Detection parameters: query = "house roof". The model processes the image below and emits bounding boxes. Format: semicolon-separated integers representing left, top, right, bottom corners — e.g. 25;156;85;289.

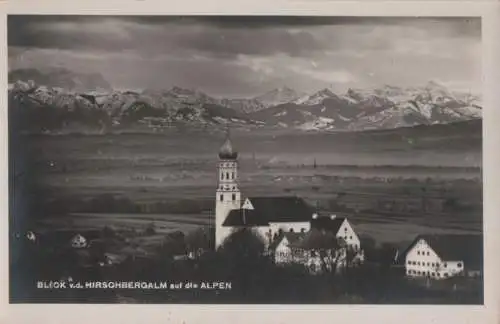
290;228;344;250
269;231;307;251
222;209;270;227
403;234;483;268
310;217;346;234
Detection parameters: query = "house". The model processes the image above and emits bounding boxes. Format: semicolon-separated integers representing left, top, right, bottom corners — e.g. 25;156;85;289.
71;234;88;248
26;231;37;242
403;234;482;280
269;228;349;274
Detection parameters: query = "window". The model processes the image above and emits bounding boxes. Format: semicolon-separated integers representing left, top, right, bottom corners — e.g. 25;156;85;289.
220;194;223;201
458;263;462;268
426;252;430;256
344;228;347;231
349;236;353;239
221;173;224;180
417;251;420;255
232;194;236;201
232;172;235;179
226;172;229;180
444;273;448;277
417;262;420;266
444;263;448;268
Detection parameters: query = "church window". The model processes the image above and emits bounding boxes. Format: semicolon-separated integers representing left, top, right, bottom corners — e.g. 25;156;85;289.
232;194;236;201
226;172;229;180
220;194;223;202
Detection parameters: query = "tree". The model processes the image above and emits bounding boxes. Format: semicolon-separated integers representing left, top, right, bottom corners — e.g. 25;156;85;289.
184;226;214;256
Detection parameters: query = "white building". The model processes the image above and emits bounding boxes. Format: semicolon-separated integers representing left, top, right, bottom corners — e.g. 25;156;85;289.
268;216;364;272
215;131;316;249
403;234;482;280
310;215;362;252
71;234;88;248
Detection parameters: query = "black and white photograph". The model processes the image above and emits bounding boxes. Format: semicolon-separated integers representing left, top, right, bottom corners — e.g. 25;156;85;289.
7;15;483;305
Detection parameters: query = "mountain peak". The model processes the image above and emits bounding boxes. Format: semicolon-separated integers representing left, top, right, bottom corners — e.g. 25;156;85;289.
254;86;302;107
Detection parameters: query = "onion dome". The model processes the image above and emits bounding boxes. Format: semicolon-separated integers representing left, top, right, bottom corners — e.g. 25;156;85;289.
219;131;238;160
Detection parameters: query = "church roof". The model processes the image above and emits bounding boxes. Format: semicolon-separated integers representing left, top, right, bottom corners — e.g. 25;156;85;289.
222;209;270;227
218;131;238;160
402;234;483;268
245;196;315;223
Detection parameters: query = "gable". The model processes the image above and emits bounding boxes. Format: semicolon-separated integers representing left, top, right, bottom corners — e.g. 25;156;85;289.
242;198;254;210
276;237;290;251
406;239;440;260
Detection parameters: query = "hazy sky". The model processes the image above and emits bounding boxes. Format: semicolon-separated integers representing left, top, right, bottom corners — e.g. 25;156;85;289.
8;16;481;98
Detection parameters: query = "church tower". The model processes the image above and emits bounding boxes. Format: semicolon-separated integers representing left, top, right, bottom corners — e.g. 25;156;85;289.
215;129;241;249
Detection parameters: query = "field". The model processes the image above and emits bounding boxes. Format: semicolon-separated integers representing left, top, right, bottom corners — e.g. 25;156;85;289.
10;123;483;249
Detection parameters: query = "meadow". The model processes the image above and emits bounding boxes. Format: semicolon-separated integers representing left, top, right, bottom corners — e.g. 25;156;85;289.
9;125;483;249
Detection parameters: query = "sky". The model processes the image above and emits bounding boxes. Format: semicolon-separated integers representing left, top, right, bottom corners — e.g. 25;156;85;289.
8;16;481;98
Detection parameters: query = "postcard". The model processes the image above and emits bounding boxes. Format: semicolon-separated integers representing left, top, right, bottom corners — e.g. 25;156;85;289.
2;1;499;324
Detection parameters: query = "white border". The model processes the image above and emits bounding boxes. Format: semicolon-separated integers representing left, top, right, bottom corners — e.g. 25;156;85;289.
1;1;499;324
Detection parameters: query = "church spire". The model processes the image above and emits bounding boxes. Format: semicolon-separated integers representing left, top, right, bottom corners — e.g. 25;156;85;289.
219;125;238;160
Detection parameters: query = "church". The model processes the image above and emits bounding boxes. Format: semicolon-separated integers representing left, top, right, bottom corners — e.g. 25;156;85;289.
215;131;321;249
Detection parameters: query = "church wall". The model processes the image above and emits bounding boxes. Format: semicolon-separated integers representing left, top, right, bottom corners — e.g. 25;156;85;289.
268;222;310;236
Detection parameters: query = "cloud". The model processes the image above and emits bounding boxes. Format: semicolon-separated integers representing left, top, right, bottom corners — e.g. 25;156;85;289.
7;16;481;97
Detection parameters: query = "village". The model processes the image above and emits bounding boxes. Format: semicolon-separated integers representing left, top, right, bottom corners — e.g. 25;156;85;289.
11;131;483;304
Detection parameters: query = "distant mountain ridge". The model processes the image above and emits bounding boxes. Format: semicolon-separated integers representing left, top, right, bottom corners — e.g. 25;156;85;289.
9;68;112;93
8;71;481;134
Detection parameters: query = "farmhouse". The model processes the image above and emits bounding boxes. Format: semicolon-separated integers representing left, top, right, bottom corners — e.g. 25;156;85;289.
403;234;482;280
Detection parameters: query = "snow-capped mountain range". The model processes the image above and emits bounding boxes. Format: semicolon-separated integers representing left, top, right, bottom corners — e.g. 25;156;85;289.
8;74;481;133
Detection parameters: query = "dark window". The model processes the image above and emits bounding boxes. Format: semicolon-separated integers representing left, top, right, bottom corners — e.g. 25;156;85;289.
220;194;223;202
232;194;236;201
349;236;353;239
226;172;229;180
289;228;294;233
417;251;420;255
427;252;430;256
458;263;462;268
444;263;448;268
232;172;235;179
344;228;347;231
221;173;224;180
